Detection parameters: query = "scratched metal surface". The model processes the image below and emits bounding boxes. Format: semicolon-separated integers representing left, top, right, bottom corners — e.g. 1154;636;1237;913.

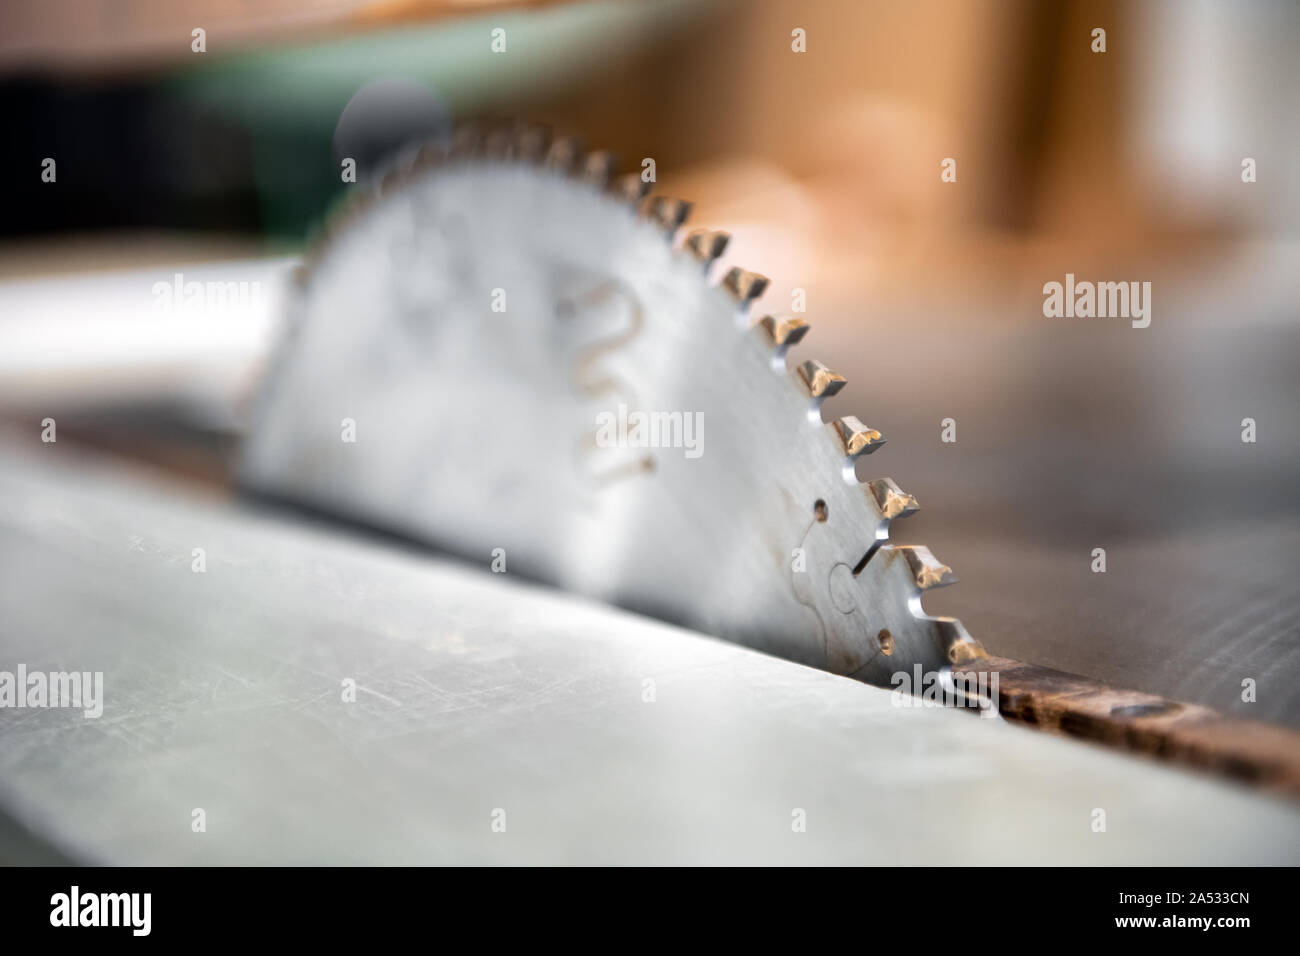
0;443;1297;865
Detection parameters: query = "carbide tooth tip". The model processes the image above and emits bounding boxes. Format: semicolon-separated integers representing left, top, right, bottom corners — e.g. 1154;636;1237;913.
866;478;919;519
947;641;986;665
723;267;769;304
515;123;552;162
797;359;847;399
612;172;651;204
937;619;987;664
685;229;730;265
449;125;486;158
758;315;809;348
481;122;550;162
581;150;615;186
895;545;958;590
833;416;885;456
483;127;514;158
544;136;584;171
647;196;692;236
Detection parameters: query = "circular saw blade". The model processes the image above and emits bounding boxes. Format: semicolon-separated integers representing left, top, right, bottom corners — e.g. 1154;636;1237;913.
239;127;985;685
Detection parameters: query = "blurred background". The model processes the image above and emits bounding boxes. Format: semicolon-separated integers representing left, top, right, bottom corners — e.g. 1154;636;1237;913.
1;0;1298;725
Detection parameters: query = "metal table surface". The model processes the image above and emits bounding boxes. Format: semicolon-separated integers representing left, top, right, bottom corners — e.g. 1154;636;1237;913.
0;442;1297;864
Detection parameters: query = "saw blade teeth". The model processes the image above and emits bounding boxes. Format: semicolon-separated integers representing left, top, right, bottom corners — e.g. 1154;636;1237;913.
758;314;809;348
866;477;920;519
483;127;515;158
756;315;809;371
412;141;447;171
449;125;486;158
722;267;770;311
612;172;652;205
647;197;692;238
937;619;987;665
544;136;584;172
580;150;616;187
796;359;847;400
684;229;730;269
484;122;551;162
832;416;885;457
514;123;552;162
889;544;959;591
